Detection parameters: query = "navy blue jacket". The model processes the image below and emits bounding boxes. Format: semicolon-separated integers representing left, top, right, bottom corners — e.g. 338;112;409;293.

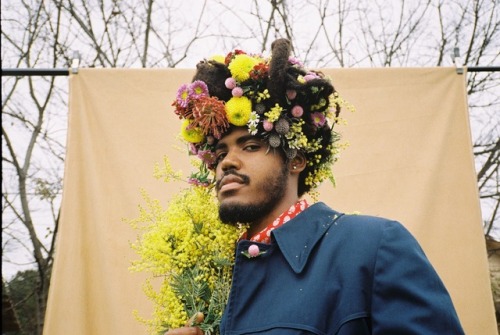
220;202;464;334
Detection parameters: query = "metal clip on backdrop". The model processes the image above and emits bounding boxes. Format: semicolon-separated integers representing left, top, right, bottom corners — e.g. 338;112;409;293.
1;51;80;76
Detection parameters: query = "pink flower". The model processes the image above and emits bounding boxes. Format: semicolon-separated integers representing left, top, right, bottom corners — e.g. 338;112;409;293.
187;178;209;187
197;149;216;165
286;89;297;100
311;112;326;127
291;105;303;118
241;244;267;258
288;56;304;67
176;84;190;108
225;77;236;89
189;143;198;155
304;73;318;81
232;87;243;97
189;80;209;99
248;244;260;257
263;119;274;131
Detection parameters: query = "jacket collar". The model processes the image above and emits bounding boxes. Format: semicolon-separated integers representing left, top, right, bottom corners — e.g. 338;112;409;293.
271;202;343;274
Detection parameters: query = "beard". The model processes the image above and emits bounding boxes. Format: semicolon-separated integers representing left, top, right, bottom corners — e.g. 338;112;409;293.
218;165;289;225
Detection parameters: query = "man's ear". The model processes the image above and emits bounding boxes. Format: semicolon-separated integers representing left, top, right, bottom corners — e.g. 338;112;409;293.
289;152;306;174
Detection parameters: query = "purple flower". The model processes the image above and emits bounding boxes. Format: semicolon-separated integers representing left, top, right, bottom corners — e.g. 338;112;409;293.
187;170;211;187
288;56;304;67
311;112;326;127
187;177;209;187
187;177;198;185
189;143;199;155
176;84;190;108
197;149;216;165
304;73;319;81
189;80;209;99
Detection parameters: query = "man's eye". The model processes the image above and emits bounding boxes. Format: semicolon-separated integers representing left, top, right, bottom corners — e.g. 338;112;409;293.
244;144;260;151
215;152;226;163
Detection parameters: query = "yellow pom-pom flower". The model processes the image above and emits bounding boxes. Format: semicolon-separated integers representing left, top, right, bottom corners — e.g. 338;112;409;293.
228;54;258;82
180;119;204;143
210;54;226;64
226;96;252;126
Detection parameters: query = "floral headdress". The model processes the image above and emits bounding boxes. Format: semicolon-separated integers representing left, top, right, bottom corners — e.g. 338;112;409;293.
173;39;343;195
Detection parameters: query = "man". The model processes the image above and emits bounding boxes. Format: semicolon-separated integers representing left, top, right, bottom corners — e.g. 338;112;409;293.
167;39;464;334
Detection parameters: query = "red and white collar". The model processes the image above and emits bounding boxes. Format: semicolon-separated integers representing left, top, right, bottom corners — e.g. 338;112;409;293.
242;199;309;244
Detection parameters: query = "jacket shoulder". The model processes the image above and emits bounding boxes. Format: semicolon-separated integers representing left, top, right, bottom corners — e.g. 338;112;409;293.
312;203;406;236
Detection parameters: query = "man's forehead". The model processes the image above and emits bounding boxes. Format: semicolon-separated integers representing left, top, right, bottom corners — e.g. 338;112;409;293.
216;128;263;147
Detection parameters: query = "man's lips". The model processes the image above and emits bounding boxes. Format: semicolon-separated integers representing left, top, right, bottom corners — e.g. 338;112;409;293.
216;172;249;193
218;174;245;193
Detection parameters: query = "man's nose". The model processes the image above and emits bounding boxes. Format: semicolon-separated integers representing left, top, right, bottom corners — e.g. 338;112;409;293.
220;150;242;172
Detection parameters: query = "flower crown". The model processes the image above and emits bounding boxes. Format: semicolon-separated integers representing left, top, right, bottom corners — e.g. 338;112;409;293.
172;39;342;195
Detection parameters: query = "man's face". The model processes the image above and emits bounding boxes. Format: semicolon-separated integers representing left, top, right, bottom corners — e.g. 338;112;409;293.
215;127;290;225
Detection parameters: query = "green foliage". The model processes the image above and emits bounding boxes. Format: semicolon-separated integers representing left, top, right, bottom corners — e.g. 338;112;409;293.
6;270;42;335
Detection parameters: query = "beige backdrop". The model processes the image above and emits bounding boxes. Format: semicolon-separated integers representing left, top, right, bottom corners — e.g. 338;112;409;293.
44;68;496;334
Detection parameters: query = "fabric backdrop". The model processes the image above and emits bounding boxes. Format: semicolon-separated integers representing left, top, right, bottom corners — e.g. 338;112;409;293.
43;68;496;334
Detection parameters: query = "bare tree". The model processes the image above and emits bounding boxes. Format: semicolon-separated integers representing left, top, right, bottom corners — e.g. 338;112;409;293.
450;0;500;234
2;1;68;333
302;0;499;232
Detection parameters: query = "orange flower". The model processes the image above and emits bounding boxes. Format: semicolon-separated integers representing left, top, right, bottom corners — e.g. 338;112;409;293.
191;96;229;139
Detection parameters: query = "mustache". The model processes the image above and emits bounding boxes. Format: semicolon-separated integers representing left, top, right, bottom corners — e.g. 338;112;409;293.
215;169;250;191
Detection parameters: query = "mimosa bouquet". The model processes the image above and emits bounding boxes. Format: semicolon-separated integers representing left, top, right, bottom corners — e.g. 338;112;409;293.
129;158;245;334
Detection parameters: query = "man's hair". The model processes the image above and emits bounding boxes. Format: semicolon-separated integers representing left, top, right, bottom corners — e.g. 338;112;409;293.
173;38;342;193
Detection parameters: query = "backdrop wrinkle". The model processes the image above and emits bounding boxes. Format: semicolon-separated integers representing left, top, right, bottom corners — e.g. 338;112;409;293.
43;68;496;334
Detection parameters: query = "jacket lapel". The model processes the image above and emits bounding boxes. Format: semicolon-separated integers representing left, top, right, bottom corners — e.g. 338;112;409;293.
272;202;344;274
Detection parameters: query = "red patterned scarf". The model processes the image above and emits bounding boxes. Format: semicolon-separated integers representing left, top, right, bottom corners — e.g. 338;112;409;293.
242;199;309;244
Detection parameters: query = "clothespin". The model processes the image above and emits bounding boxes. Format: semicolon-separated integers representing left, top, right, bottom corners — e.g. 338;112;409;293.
71;51;81;74
453;47;463;75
